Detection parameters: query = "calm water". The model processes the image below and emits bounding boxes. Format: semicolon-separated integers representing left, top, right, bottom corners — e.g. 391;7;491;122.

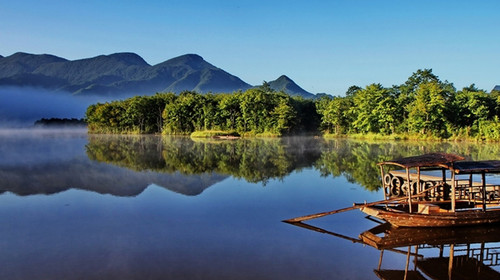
1;129;500;279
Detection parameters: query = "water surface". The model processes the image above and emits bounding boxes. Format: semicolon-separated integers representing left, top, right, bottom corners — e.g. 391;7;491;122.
1;130;499;279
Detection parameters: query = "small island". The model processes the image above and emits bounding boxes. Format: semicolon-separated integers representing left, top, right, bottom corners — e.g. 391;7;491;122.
34;118;87;127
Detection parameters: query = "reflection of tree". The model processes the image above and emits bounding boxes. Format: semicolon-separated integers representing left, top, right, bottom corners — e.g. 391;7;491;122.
86;135;500;190
314;139;500;191
86;136;323;185
86;135;166;171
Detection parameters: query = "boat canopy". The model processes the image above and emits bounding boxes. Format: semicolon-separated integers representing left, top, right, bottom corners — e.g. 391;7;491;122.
378;153;465;169
449;160;500;174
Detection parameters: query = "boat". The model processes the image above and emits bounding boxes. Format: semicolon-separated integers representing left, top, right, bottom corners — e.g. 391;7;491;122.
359;153;500;227
284;152;500;227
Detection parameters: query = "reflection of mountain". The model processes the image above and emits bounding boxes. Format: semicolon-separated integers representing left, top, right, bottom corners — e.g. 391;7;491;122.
0;132;227;197
86;135;323;185
0;158;226;196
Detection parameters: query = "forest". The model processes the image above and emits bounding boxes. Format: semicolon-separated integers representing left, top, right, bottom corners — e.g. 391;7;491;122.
85;83;318;136
85;69;500;140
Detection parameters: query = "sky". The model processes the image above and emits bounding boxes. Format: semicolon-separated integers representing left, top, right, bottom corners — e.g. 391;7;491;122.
1;0;499;95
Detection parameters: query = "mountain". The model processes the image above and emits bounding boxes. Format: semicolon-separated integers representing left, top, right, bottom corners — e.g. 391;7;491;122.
0;52;253;96
154;54;252;94
493;85;500;92
267;75;315;98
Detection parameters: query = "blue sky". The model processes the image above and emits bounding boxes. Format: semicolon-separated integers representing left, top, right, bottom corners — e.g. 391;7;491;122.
1;0;499;95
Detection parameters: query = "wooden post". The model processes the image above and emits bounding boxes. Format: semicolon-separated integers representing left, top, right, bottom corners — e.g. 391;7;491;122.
448;244;455;280
406;168;412;213
413;245;418;270
380;165;386;200
404;246;411;280
469;173;473;203
377;250;384;271
417;167;421;194
442;168;447;200
451;171;456;212
482;171;486;211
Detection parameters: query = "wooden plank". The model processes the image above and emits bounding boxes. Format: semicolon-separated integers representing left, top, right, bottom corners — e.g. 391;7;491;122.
283;197;408;223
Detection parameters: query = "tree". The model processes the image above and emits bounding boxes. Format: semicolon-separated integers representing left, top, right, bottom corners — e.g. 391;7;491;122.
271;95;296;135
352;83;396;134
317;96;353;134
407;81;447;135
449;85;493;128
218;92;242;130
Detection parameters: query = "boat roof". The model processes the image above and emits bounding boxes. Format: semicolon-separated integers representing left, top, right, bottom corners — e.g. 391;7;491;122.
378;153;465;169
450;160;500;174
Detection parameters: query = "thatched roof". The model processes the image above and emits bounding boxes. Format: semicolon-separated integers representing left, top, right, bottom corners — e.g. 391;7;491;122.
378;153;464;169
451;160;500;174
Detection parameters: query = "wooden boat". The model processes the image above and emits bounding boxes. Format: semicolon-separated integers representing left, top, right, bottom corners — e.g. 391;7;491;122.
284;152;500;227
360;153;500;227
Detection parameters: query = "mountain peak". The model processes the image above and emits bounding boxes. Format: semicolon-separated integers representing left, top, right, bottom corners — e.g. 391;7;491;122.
107;52;149;66
276;75;291;81
162;54;205;66
268;75;315;98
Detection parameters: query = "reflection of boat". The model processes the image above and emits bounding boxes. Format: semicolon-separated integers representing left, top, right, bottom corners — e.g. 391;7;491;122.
360;222;500;280
285;220;500;280
286;153;500;227
360;153;500;227
360;222;500;250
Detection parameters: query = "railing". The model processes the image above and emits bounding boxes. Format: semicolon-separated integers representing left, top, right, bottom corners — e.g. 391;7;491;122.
419;244;500;267
383;171;500;206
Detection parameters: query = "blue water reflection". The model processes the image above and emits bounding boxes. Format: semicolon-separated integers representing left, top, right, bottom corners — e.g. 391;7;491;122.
1;130;500;279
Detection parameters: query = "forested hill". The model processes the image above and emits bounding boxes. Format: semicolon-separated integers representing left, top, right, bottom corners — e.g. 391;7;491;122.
0;52;317;98
268;75;315;98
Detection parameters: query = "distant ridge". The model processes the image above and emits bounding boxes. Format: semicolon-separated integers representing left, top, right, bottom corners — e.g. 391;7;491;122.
0;52;318;98
494;85;500;92
267;75;315;98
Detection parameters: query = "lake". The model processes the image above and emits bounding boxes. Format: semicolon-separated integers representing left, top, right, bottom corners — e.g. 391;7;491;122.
1;129;500;279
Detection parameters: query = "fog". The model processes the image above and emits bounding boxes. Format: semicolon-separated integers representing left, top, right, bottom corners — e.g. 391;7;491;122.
0;87;111;127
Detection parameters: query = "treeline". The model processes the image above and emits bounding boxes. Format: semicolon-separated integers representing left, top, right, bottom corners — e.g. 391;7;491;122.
317;69;500;140
34;118;87;127
85;84;319;136
85;69;500;140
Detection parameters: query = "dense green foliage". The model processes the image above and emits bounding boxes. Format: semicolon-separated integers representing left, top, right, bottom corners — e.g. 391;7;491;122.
86;69;500;140
318;69;500;140
86;86;319;136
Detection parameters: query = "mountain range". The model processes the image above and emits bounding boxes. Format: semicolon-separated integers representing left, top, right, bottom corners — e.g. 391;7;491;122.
0;52;317;98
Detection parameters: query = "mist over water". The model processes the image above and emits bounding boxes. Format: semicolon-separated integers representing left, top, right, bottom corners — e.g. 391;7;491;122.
0;87;110;127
